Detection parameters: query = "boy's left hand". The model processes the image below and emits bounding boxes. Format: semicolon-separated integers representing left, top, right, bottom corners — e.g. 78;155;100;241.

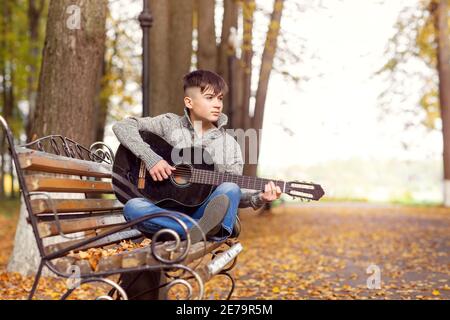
261;181;282;202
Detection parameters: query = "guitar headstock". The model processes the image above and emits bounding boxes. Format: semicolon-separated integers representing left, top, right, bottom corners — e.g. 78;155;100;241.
285;180;325;201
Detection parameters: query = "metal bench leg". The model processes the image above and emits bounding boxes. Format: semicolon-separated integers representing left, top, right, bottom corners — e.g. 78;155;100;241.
28;260;44;300
220;271;236;300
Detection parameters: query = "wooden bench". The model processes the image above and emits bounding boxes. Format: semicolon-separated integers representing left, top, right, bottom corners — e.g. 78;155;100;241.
0;116;243;300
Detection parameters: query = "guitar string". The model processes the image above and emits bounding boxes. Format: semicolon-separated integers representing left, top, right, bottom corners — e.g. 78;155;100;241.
164;168;291;188
170;167;314;186
173;168;298;187
137;167;317;197
148;167;292;192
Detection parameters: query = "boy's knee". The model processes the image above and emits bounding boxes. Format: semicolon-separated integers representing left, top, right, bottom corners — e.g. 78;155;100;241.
124;198;153;220
217;182;241;196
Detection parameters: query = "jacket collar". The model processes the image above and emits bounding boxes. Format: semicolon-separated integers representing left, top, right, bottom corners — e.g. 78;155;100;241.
182;107;228;130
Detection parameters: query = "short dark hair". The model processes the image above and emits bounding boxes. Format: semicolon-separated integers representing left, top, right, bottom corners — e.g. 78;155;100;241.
183;70;228;96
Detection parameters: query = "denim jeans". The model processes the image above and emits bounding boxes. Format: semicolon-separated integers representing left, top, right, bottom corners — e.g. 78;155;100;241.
123;182;241;242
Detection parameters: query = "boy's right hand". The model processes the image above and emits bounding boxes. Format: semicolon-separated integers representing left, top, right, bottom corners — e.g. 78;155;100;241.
149;160;176;181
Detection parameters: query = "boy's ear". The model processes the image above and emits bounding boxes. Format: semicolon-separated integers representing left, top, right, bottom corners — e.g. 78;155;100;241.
184;96;193;108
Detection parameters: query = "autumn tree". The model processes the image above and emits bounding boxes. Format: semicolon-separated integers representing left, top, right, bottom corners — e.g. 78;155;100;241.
378;0;450;205
433;0;450;206
8;0;108;275
25;0;47;142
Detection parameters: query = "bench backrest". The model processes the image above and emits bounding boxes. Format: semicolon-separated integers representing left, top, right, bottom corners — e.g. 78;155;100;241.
7;132;142;259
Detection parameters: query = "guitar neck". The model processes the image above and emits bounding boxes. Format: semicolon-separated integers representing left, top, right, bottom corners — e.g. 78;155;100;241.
190;168;286;192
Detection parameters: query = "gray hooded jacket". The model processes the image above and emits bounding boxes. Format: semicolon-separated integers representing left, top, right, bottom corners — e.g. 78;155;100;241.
112;108;265;210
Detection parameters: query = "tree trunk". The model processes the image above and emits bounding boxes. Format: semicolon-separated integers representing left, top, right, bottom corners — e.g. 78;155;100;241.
28;0;107;146
25;0;46;143
241;0;255;176
218;0;238;118
434;0;450;206
1;0;14;199
248;0;284;177
241;0;255;131
197;0;217;71
148;0;170;117
148;0;194;117
168;0;194;114
8;0;108;276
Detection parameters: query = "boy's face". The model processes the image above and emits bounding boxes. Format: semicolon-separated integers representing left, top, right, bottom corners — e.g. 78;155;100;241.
184;86;224;124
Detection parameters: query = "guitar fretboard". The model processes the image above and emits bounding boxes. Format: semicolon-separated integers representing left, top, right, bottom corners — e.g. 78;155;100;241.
189;168;286;192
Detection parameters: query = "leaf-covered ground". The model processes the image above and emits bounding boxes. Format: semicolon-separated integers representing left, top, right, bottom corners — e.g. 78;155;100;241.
0;202;449;300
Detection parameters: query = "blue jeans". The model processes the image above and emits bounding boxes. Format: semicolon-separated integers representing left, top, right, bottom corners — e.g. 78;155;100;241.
123;182;241;242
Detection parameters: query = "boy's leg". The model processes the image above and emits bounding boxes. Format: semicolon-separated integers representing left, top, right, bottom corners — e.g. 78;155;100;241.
191;182;241;242
123;198;193;238
189;195;230;243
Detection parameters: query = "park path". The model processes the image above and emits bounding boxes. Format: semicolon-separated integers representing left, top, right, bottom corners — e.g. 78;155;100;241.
1;202;449;299
216;203;450;299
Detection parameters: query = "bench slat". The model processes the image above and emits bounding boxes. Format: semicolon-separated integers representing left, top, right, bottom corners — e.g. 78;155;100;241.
44;229;142;255
25;176;114;193
38;214;126;238
53;240;223;274
99;240;222;271
31;198;123;214
17;147;112;178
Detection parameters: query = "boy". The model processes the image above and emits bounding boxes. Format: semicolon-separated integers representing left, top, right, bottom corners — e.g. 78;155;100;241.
112;70;281;243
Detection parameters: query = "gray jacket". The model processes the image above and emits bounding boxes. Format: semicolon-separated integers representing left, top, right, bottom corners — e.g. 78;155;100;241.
112;107;265;209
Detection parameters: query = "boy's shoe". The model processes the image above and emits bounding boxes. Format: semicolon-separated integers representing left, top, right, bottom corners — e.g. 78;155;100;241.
230;216;241;238
189;195;230;244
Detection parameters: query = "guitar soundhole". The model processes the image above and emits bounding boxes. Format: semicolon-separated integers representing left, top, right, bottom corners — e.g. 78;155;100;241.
171;164;192;186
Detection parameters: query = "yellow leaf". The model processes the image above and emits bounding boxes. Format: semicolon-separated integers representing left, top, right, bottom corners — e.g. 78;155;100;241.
432;290;440;296
78;252;89;259
272;286;280;293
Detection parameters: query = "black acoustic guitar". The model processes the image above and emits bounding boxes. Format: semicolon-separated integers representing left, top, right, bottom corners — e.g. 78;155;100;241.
112;132;325;215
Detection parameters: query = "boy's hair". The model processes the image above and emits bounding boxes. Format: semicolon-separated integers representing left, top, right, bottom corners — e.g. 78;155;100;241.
183;70;228;96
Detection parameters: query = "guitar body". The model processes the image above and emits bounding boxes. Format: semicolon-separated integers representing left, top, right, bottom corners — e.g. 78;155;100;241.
112;132;216;215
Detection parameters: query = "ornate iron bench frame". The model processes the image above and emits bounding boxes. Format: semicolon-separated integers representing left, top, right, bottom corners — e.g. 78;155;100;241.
0;116;243;300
